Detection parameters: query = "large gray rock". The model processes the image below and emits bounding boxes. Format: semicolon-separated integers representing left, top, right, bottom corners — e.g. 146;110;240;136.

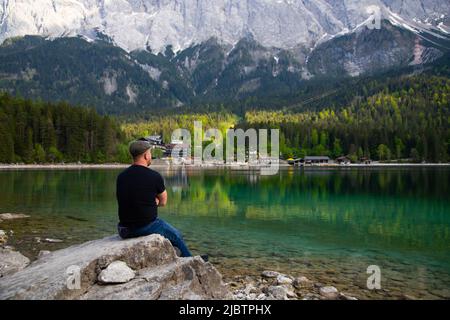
0;248;30;277
0;234;231;300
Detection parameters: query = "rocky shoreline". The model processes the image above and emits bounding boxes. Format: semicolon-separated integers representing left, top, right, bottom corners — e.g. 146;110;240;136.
1;162;449;171
0;224;357;300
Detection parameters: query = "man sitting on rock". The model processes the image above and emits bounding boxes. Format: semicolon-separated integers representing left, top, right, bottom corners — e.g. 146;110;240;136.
116;138;193;258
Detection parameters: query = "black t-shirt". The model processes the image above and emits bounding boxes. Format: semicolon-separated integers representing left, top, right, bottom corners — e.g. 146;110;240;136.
116;165;166;228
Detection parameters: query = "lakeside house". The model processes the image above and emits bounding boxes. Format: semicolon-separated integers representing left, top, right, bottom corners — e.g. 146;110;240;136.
359;157;372;164
336;156;351;165
304;156;330;165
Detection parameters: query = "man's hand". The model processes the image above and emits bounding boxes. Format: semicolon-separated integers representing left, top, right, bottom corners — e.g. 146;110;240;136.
155;197;160;206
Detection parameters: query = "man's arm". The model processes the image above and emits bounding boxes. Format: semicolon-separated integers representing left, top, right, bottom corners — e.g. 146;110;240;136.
156;190;167;207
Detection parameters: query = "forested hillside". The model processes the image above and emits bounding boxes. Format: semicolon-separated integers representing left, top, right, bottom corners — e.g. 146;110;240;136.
0;93;126;163
244;76;450;162
1;73;449;164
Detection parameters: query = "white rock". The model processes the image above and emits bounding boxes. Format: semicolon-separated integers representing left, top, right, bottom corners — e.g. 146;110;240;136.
261;270;281;278
43;238;63;243
98;261;135;284
0;213;30;220
319;286;339;299
276;274;293;285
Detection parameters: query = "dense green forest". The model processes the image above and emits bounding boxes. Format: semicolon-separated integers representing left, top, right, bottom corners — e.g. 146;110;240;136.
243;75;450;162
1;73;449;164
0;93;127;163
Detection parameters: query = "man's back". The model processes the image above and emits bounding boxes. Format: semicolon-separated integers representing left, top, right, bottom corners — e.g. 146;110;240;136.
116;165;165;228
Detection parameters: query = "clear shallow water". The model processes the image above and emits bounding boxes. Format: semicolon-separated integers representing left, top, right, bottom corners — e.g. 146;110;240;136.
0;167;449;299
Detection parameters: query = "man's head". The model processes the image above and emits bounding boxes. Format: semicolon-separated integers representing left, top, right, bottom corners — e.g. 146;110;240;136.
129;139;152;166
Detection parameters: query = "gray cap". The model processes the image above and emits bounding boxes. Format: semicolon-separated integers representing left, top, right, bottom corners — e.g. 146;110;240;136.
129;140;152;158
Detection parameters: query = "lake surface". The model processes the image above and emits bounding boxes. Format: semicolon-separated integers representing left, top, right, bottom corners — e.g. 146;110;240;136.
0;167;449;299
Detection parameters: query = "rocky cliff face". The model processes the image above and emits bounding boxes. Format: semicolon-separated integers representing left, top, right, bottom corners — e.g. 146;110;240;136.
0;234;232;300
1;0;449;53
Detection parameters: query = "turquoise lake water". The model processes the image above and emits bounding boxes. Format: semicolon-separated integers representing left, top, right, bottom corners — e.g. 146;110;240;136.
0;167;449;299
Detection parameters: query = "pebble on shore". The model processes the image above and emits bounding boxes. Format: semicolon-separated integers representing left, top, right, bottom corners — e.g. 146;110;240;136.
319;286;339;299
0;230;7;246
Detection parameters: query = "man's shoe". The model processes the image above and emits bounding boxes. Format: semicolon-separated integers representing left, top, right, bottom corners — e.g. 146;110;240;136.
200;254;209;262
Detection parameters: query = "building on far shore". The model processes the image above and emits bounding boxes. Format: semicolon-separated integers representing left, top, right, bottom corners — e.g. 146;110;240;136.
359;157;372;164
336;156;351;165
304;156;330;165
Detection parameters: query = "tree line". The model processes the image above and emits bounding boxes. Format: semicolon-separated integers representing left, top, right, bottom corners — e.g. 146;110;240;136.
243;76;450;162
1;74;449;164
0;93;126;163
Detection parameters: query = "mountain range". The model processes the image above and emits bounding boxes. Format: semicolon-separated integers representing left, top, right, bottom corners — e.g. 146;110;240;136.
0;0;449;114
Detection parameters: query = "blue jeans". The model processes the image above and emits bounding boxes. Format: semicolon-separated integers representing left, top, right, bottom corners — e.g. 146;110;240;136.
117;218;192;257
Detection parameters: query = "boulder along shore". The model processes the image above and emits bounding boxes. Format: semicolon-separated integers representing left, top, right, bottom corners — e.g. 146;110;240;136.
0;231;357;300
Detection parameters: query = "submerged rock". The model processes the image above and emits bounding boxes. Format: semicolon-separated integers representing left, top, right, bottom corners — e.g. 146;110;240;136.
43;238;63;243
0;213;30;220
261;270;281;279
98;261;135;284
0;234;231;300
293;276;313;288
0;247;30;277
319;286;339;299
